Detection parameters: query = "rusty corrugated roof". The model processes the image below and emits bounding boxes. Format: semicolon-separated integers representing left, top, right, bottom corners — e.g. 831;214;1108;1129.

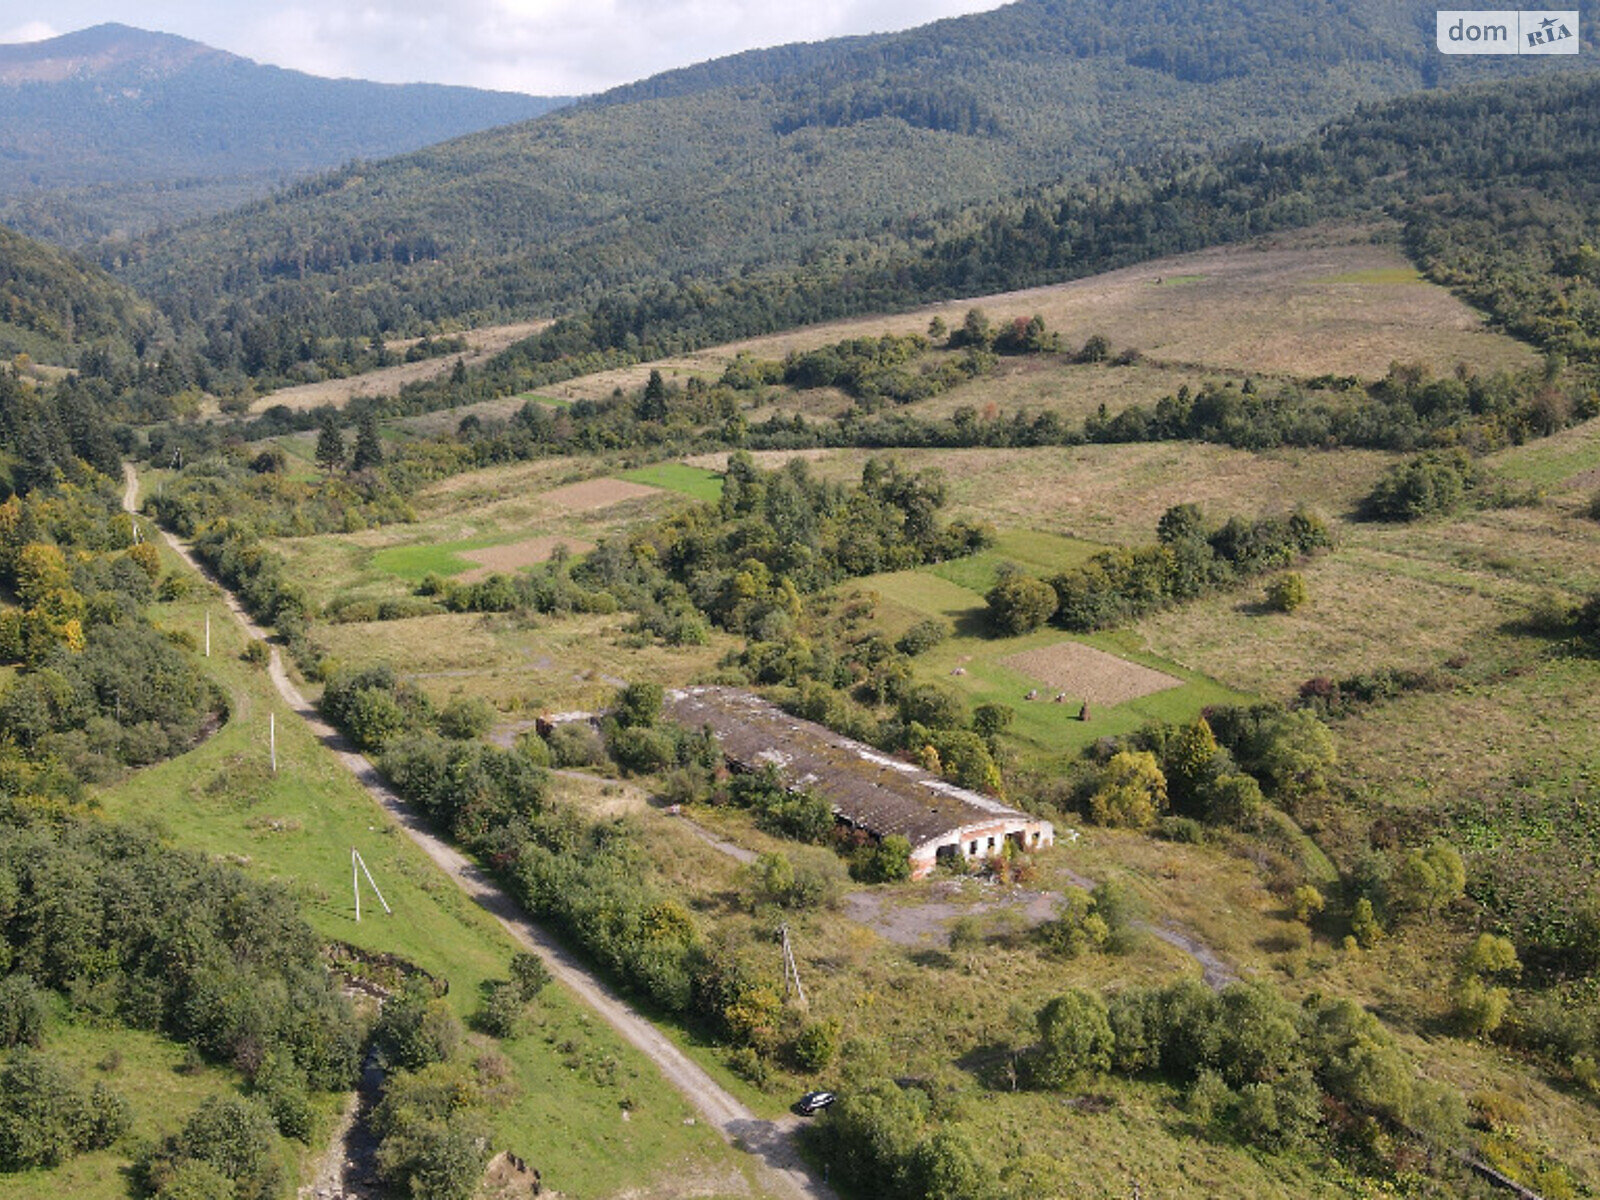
665;686;1035;848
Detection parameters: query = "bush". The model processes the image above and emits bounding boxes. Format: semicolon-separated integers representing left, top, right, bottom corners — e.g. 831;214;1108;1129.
547;722;605;768
613;680;664;728
895;618;950;657
857;835;912;883
607;725;678;775
1360;449;1479;521
436;696;494;740
984;571;1057;636
146;1094;282;1200
0;1048;128;1170
1032;990;1115;1088
791;1020;840;1072
1089;750;1167;829
476;982;527;1040
0;974;45;1049
1264;572;1308;613
375;979;463;1072
509;953;551;1001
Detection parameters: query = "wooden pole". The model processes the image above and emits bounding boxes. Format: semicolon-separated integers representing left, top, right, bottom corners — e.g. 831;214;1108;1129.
353;848;361;923
270;711;277;774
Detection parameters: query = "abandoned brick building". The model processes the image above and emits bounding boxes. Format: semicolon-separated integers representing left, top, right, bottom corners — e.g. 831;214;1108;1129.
665;686;1055;878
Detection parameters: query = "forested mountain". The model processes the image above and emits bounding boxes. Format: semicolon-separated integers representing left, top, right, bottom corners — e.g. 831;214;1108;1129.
0;23;569;244
0;224;157;364
110;0;1587;353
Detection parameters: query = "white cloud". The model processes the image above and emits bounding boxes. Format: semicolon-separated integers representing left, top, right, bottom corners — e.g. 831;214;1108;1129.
1;20;60;43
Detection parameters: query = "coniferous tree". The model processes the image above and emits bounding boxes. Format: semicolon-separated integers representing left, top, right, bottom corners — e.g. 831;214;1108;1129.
314;415;346;474
350;411;384;471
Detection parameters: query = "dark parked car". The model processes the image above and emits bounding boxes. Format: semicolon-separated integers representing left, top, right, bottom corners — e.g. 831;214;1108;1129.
796;1090;836;1115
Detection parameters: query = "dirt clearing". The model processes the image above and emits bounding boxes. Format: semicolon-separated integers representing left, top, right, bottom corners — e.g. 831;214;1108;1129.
456;536;595;581
541;478;662;510
1002;641;1182;706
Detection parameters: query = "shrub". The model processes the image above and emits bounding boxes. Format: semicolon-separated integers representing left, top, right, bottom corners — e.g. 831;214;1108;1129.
791;1020;840;1072
857;835;912;884
1291;885;1324;924
1453;977;1511;1038
436;696;494;740
147;1094;282;1200
1264;572;1308;613
984;571;1057;636
0;974;45;1049
546;722;606;768
0;1049;127;1169
1350;898;1383;949
607;725;677;775
1360;449;1479;521
1089;750;1167;829
895;618;950;657
509;953;551;1001
1032;990;1115;1088
376;978;463;1072
476;982;527;1040
613;680;664;728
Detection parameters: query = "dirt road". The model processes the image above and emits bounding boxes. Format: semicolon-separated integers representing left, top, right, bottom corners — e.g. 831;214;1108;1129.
123;466;834;1200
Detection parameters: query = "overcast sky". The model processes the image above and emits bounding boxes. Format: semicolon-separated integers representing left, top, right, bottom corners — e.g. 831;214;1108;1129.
0;1;1010;95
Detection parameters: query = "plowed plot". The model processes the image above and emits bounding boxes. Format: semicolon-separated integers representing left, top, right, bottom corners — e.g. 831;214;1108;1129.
541;478;660;510
457;536;595;582
1003;642;1181;706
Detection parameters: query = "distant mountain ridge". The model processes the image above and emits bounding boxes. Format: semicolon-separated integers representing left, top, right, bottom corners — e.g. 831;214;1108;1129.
0;23;571;242
112;0;1593;347
0;22;221;84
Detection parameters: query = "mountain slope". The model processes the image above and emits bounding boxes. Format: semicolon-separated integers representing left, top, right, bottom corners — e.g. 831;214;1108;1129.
112;0;1588;347
0;222;156;363
0;23;570;242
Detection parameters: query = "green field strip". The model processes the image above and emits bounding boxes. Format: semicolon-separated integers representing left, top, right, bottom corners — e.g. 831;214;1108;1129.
618;462;724;501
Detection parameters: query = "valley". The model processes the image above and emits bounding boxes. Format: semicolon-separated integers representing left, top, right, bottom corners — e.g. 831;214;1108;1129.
2;4;1599;1199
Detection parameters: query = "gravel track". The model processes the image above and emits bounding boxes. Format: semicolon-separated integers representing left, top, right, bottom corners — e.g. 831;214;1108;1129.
125;466;834;1200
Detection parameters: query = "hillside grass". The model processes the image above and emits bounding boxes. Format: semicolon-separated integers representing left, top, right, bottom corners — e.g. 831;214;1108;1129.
85;550;771;1200
0;1013;262;1200
924;528;1102;594
472;227;1536;415
315;609;736;715
860;568;1249;765
618;462;725;501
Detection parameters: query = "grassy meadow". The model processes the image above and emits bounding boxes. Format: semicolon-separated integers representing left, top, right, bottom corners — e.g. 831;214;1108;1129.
76;537;773;1200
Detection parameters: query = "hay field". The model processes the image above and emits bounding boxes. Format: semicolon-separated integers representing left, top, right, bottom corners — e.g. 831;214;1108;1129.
248;319;550;414
541;477;662;510
268;464;675;605
316;610;733;714
466;225;1524;408
796;442;1394;546
457;535;594;581
1003;641;1183;706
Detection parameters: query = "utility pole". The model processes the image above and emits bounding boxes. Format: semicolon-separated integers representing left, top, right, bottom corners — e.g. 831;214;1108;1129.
779;923;806;1008
352;848;391;923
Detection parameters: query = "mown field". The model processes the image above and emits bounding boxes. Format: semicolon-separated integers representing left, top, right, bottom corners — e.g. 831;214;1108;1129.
267;457;683;609
429;224;1535;431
